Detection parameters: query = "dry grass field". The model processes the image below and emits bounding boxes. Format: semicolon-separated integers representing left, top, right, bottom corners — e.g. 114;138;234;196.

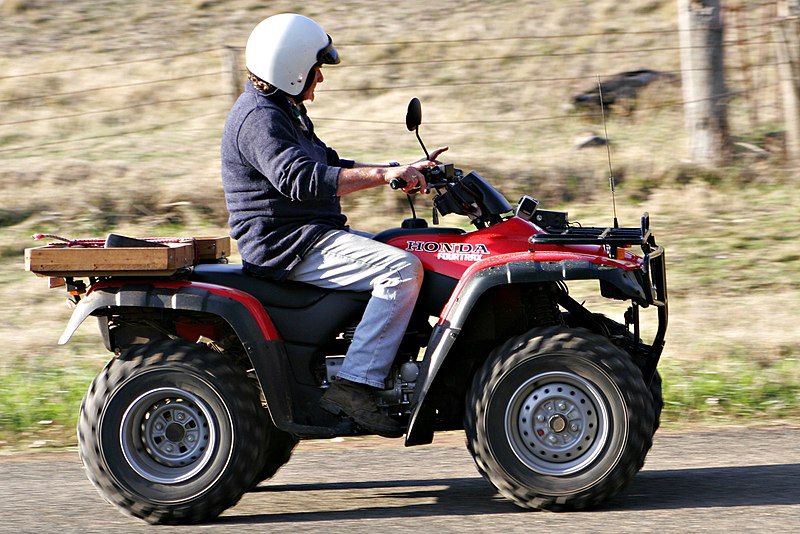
1;0;798;445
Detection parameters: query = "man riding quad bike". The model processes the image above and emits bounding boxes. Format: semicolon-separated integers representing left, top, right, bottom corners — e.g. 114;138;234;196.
26;13;667;525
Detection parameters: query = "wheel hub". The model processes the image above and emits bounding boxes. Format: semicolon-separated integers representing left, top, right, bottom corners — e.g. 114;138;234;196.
165;422;185;443
505;372;609;476
520;382;597;463
141;398;208;467
120;387;217;484
549;413;567;433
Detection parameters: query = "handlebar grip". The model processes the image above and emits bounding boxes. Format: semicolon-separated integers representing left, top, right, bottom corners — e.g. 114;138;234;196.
391;164;444;191
391;165;436;189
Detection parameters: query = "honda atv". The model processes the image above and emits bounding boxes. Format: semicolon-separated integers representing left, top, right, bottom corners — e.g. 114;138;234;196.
27;99;667;524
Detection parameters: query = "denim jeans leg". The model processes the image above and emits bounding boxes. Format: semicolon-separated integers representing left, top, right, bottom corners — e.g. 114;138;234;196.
286;230;423;388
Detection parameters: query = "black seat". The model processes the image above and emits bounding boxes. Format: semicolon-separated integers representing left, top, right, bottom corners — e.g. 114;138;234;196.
190;263;370;344
190;263;363;309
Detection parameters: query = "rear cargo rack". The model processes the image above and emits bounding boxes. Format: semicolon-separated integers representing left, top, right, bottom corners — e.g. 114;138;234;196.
24;235;230;278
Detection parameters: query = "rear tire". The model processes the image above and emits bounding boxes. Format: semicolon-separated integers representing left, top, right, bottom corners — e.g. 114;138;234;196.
464;327;654;511
78;339;268;524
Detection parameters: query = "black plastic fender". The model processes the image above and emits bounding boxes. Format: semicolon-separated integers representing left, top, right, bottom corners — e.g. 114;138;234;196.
405;258;654;446
59;281;300;432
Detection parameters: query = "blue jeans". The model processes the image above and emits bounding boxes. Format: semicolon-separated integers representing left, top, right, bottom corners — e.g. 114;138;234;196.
286;230;424;388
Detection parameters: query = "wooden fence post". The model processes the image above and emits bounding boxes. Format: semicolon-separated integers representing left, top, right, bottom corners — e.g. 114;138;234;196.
678;0;730;167
224;46;243;105
774;0;800;167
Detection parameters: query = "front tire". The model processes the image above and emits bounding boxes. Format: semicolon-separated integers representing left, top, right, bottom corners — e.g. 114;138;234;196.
250;424;298;488
78;339;268;524
649;370;664;437
464;327;654;511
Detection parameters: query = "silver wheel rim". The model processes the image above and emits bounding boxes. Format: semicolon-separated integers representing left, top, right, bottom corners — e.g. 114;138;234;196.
120;387;217;484
505;371;610;475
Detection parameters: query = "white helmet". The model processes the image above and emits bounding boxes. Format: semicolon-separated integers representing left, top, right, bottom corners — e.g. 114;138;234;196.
245;13;340;96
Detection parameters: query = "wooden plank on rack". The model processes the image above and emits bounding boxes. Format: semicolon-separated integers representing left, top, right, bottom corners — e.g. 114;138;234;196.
24;243;195;277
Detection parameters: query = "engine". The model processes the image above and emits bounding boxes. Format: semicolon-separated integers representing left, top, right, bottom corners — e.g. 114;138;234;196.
324;355;420;415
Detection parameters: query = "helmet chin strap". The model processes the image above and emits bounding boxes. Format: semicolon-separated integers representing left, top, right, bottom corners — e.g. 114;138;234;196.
288;92;305;105
294;65;319;102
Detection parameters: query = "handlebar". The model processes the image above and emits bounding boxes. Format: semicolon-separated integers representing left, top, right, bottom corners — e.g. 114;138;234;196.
389;164;455;191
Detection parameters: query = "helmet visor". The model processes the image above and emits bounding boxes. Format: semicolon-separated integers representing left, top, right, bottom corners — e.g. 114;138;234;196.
317;36;340;65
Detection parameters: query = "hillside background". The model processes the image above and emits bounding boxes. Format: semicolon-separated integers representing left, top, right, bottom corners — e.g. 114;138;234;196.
1;0;798;446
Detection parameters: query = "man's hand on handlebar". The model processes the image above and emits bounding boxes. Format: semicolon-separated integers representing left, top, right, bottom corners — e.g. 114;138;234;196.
386;162;430;194
387;146;449;194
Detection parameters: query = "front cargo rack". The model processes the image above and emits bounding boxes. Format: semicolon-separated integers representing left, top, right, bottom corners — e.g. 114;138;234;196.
530;226;649;247
530;213;652;248
529;212;657;252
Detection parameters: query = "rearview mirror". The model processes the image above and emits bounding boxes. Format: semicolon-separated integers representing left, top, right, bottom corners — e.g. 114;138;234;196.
406;97;422;131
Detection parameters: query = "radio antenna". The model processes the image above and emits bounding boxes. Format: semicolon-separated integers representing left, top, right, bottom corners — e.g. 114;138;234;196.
597;75;619;229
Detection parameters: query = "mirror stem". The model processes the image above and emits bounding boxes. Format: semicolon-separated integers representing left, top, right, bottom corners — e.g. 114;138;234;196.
415;128;430;159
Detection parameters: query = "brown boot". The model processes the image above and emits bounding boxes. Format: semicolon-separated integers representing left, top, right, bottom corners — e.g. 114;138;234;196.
320;379;403;438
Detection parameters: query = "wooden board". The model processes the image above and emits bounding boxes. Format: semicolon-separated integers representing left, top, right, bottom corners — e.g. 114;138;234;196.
194;236;230;261
24;243;195;277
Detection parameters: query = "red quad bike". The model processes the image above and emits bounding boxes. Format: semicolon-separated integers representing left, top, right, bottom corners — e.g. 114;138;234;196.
42;99;667;524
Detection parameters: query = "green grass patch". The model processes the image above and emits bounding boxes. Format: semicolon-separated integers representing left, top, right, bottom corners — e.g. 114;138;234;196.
0;358;96;447
660;356;800;426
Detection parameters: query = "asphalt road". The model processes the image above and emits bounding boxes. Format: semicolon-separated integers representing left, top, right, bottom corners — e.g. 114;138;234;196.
2;428;799;533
